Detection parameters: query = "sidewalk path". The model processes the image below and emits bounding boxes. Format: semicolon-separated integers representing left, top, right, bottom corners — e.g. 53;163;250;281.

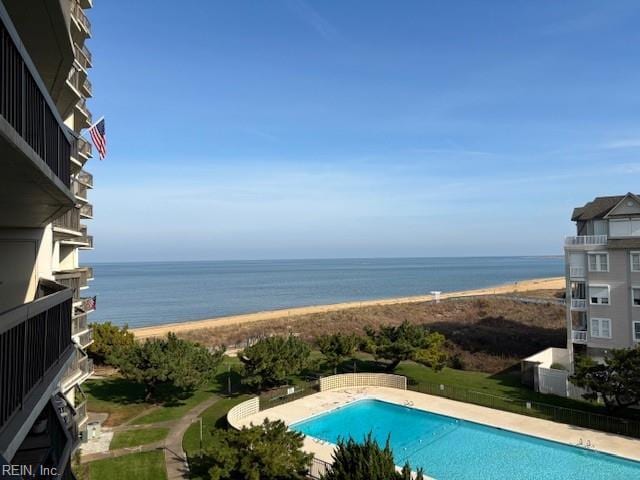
164;395;219;480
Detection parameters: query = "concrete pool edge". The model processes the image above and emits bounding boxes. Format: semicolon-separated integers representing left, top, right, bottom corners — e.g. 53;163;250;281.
234;386;640;466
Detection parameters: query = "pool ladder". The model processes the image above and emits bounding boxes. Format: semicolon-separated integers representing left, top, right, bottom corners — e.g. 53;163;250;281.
577;438;595;449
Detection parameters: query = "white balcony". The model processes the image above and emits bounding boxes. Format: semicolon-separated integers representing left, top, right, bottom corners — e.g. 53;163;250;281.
572;330;588;344
569;266;585;278
570;299;587;310
565;235;608;247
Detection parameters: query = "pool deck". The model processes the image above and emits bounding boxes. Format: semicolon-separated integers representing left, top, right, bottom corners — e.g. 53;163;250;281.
236;386;640;465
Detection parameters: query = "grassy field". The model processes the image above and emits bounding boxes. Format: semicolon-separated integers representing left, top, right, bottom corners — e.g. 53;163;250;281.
110;427;170;450
84;379;150;427
395;362;619;414
87;451;167;480
133;389;215;424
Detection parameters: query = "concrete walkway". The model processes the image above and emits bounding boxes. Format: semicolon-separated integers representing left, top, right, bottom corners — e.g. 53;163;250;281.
164;395;219;480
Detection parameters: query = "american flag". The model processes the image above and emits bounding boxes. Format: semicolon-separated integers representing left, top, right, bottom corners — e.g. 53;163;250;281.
88;117;107;159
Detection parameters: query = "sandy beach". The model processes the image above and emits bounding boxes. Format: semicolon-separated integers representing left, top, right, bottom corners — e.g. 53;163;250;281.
131;276;564;340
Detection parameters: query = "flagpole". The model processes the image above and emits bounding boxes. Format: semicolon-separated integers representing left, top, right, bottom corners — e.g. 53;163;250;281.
80;115;104;141
86;115;105;132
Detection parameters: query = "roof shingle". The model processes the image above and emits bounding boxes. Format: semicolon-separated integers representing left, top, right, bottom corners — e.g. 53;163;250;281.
571;194;639;221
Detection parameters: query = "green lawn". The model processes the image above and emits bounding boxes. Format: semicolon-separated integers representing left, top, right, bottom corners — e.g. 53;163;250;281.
84;378;151;427
133;389;216;425
88;451;167;480
394;361;638;417
110;427;170;450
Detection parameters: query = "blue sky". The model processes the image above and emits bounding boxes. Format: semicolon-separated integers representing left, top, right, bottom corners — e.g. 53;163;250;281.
84;0;640;262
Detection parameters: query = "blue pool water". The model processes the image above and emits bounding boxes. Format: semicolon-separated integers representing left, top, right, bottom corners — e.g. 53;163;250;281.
292;399;640;480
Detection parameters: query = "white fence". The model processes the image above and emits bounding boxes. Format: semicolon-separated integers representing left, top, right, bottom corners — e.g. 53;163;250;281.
319;373;407;391
537;367;570;396
226;397;260;429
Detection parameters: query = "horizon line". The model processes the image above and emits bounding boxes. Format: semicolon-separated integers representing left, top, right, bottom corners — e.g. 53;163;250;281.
86;254;564;265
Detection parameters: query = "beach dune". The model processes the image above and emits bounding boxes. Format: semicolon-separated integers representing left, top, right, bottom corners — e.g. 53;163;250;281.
131;276;565;340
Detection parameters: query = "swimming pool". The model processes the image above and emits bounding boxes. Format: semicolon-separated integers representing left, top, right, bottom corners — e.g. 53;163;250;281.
291;399;640;479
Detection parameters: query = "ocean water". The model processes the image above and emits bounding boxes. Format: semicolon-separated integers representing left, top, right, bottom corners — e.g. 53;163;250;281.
88;256;563;328
292;399;640;480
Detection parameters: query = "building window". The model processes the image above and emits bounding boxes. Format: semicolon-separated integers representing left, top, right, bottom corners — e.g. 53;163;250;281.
588;253;609;272
631;252;640;272
590;318;611;338
589;285;610;305
634;322;640;342
633;288;640;306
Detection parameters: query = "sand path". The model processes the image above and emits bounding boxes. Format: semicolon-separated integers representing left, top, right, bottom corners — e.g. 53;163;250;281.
131;276;564;340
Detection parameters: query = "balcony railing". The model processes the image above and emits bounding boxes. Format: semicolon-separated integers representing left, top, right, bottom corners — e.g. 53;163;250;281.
73;44;92;70
569;266;585;278
72;2;91;34
78;136;92;158
82;77;92;96
72;314;88;335
80;203;93;218
77;296;96;314
0;283;73;432
572;330;588;344
84;358;94;376
67;66;80;90
78;225;94;248
77;97;89;117
55;276;81;301
83;266;94;280
570;298;587;310
74;399;87;425
77;170;93;187
62;351;93;387
78;234;94;249
76;330;93;348
73;180;88;201
53;208;80;232
0;17;72;188
565;235;608;246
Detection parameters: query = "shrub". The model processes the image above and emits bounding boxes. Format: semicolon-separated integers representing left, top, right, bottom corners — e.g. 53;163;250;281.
88;322;135;365
365;321;448;371
318;333;359;373
571;348;640;411
202;419;311;480
322;433;424;480
112;333;224;401
239;336;311;389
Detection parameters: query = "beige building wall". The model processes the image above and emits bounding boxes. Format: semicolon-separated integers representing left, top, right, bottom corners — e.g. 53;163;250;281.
0;227;56;310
